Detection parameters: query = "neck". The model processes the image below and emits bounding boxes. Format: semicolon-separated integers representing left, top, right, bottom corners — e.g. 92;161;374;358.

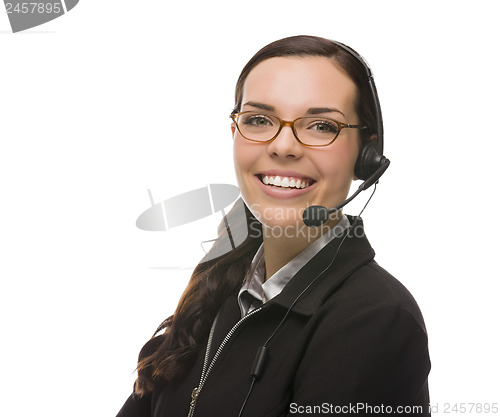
262;215;342;280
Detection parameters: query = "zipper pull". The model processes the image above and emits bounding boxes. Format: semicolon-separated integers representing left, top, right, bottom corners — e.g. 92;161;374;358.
187;387;199;417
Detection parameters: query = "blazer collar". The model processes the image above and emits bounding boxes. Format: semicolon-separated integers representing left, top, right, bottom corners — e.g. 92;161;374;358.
268;216;375;316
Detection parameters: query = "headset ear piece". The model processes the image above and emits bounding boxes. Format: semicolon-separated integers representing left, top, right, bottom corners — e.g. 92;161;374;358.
354;142;386;181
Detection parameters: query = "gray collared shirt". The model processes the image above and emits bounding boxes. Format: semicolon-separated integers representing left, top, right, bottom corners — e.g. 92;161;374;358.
237;215;350;317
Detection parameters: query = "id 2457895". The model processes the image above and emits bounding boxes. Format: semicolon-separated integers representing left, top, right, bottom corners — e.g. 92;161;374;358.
435;403;499;414
5;3;61;14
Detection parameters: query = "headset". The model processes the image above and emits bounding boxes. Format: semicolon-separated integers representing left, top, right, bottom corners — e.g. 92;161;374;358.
302;41;390;227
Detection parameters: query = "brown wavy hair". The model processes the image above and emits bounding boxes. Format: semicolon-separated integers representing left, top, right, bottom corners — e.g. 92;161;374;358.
134;35;379;396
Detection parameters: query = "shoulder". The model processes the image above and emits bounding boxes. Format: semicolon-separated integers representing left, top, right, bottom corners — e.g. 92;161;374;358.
331;260;427;332
294;261;431;406
306;259;430;370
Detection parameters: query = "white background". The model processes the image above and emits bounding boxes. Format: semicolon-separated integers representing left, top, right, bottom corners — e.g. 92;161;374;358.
1;1;499;416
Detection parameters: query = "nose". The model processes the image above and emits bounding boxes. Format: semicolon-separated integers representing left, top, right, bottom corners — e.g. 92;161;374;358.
266;122;304;159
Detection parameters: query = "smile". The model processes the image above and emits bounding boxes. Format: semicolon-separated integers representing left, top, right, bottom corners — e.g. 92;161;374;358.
258;175;314;189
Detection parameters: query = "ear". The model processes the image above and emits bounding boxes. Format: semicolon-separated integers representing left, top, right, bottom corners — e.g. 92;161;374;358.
231;123;236;138
368;133;378;145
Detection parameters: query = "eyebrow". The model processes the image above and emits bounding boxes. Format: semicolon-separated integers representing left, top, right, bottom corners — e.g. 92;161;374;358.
242;101;345;118
243;101;275;111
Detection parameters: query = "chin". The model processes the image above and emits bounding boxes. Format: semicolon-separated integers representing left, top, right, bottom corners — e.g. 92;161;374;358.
246;203;303;232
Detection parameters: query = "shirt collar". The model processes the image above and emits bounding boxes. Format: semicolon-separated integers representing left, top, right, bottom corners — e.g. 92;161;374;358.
238;215;350;317
268;216;375;316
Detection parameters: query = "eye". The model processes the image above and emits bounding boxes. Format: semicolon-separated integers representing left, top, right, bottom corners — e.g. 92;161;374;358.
241;114;274;127
308;120;340;134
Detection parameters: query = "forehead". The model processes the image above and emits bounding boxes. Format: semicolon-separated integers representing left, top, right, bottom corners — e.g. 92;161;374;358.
242;56;358;117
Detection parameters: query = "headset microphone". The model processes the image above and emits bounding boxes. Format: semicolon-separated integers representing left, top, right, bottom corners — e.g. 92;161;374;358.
302;156;390;227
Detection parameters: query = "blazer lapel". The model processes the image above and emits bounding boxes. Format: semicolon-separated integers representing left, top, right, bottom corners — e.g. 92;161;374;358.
268;216;375;316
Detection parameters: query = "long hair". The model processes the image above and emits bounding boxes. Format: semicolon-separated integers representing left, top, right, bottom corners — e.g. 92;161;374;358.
134;198;262;395
134;35;379;395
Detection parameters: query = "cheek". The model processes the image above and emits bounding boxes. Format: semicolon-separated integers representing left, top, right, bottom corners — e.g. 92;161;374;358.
233;137;256;184
317;144;358;183
233;137;246;175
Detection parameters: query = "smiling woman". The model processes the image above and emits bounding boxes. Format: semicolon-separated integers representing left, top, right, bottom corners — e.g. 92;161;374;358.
117;35;431;417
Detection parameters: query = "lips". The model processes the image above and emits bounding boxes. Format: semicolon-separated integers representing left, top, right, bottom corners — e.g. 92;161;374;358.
256;171;316;190
259;174;313;189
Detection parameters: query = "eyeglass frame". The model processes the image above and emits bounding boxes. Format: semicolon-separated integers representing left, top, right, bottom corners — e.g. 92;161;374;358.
230;111;368;147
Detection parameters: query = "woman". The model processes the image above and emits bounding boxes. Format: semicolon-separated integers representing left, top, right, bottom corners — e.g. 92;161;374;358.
117;35;431;416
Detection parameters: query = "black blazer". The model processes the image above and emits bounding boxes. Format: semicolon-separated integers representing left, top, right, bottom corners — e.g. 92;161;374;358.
117;217;431;416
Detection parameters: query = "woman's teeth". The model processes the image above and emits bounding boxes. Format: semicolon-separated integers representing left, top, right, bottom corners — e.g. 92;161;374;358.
261;175;312;189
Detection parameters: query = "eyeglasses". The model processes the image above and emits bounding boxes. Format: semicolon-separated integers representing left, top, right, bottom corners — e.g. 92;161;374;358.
230;111;367;147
